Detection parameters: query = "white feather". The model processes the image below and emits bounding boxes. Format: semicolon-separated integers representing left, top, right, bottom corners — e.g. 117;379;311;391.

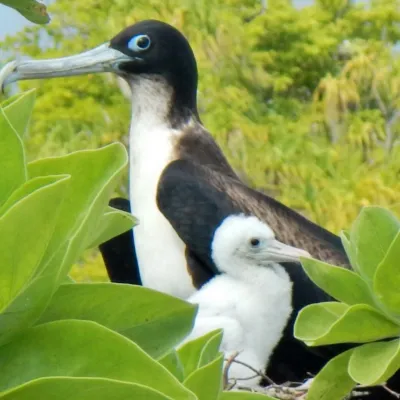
128;77;195;298
182;215;295;386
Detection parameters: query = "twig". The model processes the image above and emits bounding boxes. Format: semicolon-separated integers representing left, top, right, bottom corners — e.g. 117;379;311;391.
382;384;400;399
225;358;275;385
223;351;240;389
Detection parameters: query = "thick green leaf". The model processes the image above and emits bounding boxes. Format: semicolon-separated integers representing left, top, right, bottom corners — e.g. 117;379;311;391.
0;377;173;400
348;339;400;385
87;208;137;249
178;330;223;378
373;232;400;314
38;283;197;358
294;302;400;346
0;108;26;204
0;0;50;24
301;258;376;307
184;355;224;400
0;320;196;399
0;176;64;216
199;330;223;367
2;89;36;138
28;143;127;277
340;231;358;272
307;349;356;400
0;176;69;344
219;392;276;399
350;207;400;284
159;350;185;382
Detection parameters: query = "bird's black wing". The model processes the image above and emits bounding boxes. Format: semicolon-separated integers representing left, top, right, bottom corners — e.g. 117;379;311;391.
99;197;142;285
159;159;349;267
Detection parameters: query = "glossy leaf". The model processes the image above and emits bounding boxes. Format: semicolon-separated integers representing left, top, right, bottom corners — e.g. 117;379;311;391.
87;207;137;249
340;231;358;272
301;257;375;307
0;107;26;204
28;143;127;276
373;231;400;314
159;350;185;382
184;355;224;400
38;283;197;358
307;349;356;400
178;330;223;378
0;377;173;400
350;207;400;284
294;302;400;346
2;89;36;138
0;176;69;344
0;176;63;216
0;320;196;399
348;339;400;385
0;0;50;24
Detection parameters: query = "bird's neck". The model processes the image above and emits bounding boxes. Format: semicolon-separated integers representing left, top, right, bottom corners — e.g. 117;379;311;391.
129;76;198;130
225;261;291;290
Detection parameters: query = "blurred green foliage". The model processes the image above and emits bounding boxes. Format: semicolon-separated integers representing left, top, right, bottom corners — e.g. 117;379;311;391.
1;0;399;281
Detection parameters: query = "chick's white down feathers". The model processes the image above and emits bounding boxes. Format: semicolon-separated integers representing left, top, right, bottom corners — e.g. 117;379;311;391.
180;215;309;386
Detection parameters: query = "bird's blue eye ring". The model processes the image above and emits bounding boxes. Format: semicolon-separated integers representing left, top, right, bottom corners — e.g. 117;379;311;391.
250;238;260;247
128;34;151;52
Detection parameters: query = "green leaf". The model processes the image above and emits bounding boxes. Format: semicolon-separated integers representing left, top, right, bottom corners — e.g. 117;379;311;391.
0;0;50;24
294;302;400;346
348;339;400;385
0;377;173;400
340;230;358;272
2;89;36;138
219;392;276;399
87;207;137;249
350;207;400;284
0;176;69;344
0;107;26;205
0;176;62;216
178;330;223;378
159;350;185;382
0;320;196;400
373;231;400;314
38;283;197;358
307;349;356;400
28;143;128;277
301;257;375;307
184;355;224;400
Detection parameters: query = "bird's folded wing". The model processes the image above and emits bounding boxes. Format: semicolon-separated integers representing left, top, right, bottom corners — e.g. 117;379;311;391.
157;159;349;268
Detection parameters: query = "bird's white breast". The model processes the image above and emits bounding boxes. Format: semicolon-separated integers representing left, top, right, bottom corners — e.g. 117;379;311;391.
128;84;196;298
183;266;293;384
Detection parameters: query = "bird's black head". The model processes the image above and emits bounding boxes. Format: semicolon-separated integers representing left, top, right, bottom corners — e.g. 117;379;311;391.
110;20;199;122
1;20;199;122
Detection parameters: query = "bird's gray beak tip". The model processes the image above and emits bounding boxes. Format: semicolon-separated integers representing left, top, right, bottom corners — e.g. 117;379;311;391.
0;61;18;91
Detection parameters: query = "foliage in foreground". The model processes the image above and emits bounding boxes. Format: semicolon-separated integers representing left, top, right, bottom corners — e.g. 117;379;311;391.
0;91;271;399
0;0;50;24
295;206;400;399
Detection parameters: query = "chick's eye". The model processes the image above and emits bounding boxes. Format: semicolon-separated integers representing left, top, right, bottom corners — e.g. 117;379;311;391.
128;34;151;52
250;238;260;247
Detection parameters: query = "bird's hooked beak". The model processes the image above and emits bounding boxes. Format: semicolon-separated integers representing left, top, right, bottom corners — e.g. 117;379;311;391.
262;240;311;264
0;43;134;89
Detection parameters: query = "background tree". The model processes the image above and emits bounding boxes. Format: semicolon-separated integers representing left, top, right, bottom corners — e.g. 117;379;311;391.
1;0;399;281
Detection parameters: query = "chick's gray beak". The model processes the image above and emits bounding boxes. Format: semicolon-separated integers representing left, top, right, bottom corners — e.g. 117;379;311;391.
264;240;311;264
0;43;133;89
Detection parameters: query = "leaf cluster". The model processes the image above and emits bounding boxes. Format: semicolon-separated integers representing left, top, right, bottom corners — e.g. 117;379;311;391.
295;206;400;399
0;91;269;399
